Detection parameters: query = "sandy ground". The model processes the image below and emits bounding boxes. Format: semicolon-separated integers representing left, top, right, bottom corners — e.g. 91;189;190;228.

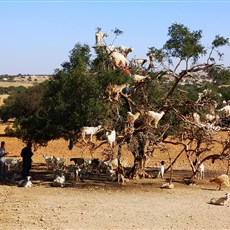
0;129;230;229
1;175;230;229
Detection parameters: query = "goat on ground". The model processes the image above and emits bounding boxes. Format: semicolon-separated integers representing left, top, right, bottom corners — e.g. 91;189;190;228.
70;157;85;166
43;154;55;170
158;161;165;178
53;156;66;169
209;174;230;190
86;158;101;173
4;158;20;171
197;163;205;179
210;193;230;206
103;157;118;171
53;174;65;187
18;176;32;188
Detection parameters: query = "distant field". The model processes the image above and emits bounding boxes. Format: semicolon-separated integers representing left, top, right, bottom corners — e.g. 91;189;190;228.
0;79;46;106
0;81;36;88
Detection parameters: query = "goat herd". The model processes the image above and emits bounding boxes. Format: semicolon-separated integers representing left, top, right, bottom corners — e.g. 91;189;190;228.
4;152;127;188
3;151;230;207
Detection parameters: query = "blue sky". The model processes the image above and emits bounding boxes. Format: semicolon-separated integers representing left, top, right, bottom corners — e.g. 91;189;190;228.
0;0;230;75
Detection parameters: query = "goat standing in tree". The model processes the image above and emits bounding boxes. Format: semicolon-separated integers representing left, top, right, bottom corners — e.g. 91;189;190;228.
146;110;165;128
95;31;109;46
127;111;140;127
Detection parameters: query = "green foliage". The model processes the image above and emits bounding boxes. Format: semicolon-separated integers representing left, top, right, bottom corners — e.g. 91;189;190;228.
18;43;109;143
0;86;26;95
212;35;229;48
164;23;206;65
207;35;230;63
209;67;230;85
180;84;199;102
112;28;124;36
0;84;46;122
218;86;230;102
60;43;91;73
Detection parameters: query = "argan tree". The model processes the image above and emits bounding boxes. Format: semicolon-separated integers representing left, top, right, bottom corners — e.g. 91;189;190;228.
0;23;229;181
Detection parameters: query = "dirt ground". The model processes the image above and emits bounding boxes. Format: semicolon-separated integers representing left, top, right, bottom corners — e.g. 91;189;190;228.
0;127;230;229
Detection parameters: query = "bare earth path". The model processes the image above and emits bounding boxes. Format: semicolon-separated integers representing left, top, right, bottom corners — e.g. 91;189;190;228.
0;177;230;230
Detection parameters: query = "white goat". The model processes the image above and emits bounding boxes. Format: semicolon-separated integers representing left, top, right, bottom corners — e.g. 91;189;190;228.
193;112;201;125
158;161;165;178
107;83;128;101
43;154;55;170
205;114;220;125
81;125;102;143
218;105;230;117
198;163;205;179
4;158;20;171
53;156;66;169
109;51;130;68
196;89;212;103
118;46;133;57
127;111;140;127
53;174;65;187
132;74;149;83
134;58;148;68
146;110;165;128
95;31;109;46
148;53;155;68
18;176;33;188
105;45;117;54
103;158;118;171
106;130;116;148
210;193;230;206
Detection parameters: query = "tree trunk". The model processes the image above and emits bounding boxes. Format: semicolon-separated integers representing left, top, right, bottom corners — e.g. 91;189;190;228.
128;132;151;179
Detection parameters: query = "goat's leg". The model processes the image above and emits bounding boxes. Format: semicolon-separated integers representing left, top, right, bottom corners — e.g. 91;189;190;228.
82;133;87;143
